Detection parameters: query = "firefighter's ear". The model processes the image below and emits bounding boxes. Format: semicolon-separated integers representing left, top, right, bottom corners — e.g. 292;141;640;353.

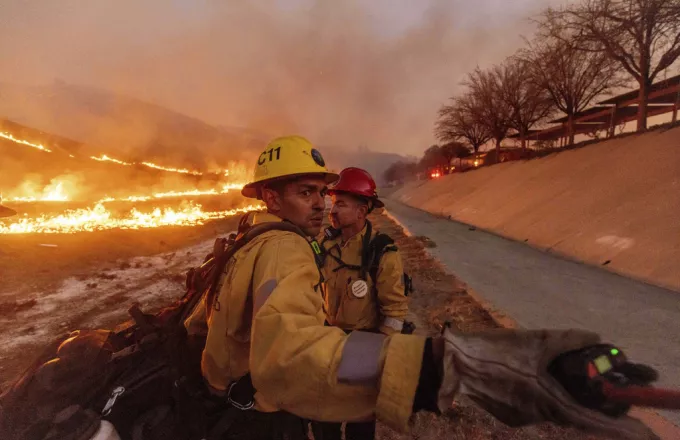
261;185;283;211
357;202;369;219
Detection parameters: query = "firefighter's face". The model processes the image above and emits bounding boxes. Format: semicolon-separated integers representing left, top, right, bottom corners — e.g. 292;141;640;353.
262;176;327;236
329;192;368;230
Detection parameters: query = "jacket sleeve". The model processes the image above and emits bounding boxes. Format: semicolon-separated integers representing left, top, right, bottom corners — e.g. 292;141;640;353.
249;233;425;431
376;249;409;334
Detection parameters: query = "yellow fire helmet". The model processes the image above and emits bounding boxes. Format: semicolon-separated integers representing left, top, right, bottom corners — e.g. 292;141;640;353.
242;135;339;199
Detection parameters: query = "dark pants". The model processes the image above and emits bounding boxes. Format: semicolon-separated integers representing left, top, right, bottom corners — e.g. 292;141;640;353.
214;409;310;440
311;420;376;440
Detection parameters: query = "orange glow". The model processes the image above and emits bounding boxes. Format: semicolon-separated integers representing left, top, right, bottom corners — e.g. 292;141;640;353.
1;131;52;152
100;183;245;203
140;162;203;176
90;154;133;166
2;131;235;178
9;181;246;205
9;181;70;202
4;131;255;180
0;203;262;234
2;129;257;234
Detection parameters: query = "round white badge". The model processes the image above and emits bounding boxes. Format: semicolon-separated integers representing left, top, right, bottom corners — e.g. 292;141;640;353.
351;280;369;298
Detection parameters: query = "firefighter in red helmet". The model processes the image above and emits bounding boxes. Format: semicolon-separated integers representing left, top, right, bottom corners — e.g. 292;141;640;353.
323;167;409;334
314;167;412;440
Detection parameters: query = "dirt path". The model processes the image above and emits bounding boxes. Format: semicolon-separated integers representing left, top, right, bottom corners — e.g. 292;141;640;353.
383;199;680;429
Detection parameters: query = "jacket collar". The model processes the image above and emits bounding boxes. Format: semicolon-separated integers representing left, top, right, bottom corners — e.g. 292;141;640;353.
341;222;369;248
251;211;285;225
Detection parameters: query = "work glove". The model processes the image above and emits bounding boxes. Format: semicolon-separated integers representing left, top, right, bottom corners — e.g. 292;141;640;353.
437;327;659;440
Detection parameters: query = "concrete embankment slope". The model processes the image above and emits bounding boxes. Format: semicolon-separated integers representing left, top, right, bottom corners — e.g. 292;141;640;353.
391;125;680;291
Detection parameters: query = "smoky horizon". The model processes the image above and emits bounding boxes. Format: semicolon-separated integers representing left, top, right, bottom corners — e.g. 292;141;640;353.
0;0;565;157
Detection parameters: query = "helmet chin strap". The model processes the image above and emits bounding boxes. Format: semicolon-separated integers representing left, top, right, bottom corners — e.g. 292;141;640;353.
367;200;375;214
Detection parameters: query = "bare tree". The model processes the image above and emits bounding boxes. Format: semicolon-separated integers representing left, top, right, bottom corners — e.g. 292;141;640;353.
440;141;471;172
498;57;554;152
544;0;680;131
384;160;417;184
463;67;514;161
520;32;619;145
419;145;449;173
435;94;492;154
440;141;471;162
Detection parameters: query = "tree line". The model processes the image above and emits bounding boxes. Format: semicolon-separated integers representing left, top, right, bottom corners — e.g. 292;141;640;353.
384;142;471;183
386;0;680;185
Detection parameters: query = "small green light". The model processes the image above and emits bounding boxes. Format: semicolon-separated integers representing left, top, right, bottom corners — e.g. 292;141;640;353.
611;348;620;356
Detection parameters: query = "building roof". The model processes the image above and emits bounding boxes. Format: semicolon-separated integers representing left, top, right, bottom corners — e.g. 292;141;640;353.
508;123;606;141
599;74;680;105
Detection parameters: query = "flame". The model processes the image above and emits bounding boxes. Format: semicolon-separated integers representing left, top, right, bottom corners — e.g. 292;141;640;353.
107;189;221;203
96;183;245;204
1;130;259;234
140;162;203;176
1;131;52;152
222;183;244;192
0;203;262;234
10;181;70;202
2;130;254;180
92;154;204;176
43;182;68;201
91;154;132;166
9;181;246;204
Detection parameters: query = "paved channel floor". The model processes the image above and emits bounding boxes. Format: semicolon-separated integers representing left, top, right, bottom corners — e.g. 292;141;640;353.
385;199;680;426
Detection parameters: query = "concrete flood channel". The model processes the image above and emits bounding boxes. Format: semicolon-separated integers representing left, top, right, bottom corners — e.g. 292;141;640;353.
384;199;680;427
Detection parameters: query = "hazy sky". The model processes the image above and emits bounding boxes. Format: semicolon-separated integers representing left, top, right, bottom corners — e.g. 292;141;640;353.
0;0;566;155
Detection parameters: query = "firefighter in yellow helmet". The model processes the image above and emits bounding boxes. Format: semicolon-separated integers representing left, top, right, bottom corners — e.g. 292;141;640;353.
191;135;658;440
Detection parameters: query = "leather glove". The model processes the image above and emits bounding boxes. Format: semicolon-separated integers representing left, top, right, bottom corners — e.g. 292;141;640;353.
437;327;659;440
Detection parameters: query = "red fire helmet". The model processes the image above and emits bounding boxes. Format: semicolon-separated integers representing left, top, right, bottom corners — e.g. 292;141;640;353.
328;167;384;208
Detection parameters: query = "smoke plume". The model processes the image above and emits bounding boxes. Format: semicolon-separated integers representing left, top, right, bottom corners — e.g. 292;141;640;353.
0;0;565;157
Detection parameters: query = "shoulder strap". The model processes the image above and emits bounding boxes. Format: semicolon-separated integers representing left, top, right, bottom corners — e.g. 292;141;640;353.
359;220;374;281
366;233;412;299
322;226;342;243
183;218;314;324
365;231;397;286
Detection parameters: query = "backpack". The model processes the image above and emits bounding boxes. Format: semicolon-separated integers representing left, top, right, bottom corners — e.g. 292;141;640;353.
0;216;317;440
322;220;415;334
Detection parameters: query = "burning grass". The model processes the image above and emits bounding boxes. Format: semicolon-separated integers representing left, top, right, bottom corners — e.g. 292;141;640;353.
0;201;261;234
1;128;255;222
1;145;257;234
0;131;52;152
